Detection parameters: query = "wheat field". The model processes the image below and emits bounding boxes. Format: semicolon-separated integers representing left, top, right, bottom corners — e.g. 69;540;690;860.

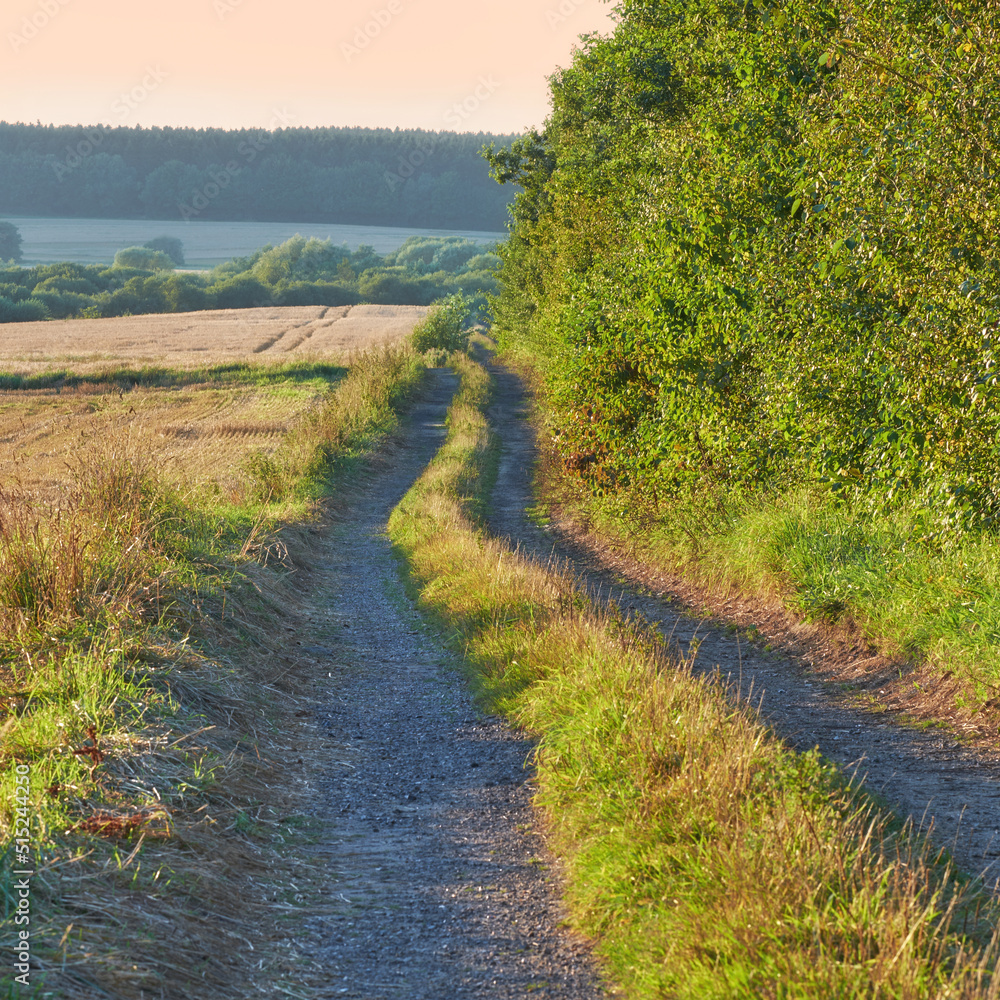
0;304;430;373
0;305;429;501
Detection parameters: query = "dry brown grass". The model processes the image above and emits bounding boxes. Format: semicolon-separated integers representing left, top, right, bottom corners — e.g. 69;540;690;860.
0;385;323;504
0;303;430;374
0;330;427;997
0;304;430;502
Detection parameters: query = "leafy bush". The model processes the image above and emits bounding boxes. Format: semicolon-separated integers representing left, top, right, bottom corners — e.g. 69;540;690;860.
463;252;500;274
0;234;500;321
357;270;427;305
0;296;48;322
32;290;91;319
113;246;176;271
273;280;359;307
411;293;473;353
143;236;185;266
208;274;272;309
33;275;99;296
489;0;1000;535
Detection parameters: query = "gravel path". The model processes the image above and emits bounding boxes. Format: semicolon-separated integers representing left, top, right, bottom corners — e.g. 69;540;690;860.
300;369;605;999
484;363;1000;894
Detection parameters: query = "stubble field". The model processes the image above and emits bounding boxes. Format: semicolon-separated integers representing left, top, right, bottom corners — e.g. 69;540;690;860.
0;304;431;998
0;304;429;501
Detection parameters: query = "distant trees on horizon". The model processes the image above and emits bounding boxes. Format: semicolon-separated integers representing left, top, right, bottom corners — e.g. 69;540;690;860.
0;123;517;231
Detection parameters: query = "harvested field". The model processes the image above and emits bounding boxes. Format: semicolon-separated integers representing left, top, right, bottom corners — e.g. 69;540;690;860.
0;304;430;375
0;304;430;501
0;383;325;502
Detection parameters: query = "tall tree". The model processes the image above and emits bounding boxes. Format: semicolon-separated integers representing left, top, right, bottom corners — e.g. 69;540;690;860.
0;221;22;263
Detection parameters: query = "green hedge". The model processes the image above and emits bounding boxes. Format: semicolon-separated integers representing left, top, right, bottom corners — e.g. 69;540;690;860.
488;0;1000;535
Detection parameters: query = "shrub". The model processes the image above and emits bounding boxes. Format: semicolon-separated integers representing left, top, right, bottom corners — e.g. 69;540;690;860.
208;274;272;309
0;296;49;322
358;271;426;305
143;236;185;266
33;275;99;296
273;280;359;307
411;293;473;353
113;246;176;271
32;290;90;319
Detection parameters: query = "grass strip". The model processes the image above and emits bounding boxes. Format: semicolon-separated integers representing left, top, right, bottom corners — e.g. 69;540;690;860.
538;471;1000;729
0;343;425;998
388;349;1000;999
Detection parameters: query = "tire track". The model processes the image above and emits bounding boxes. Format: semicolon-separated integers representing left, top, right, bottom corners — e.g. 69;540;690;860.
298;368;605;998
484;362;1000;894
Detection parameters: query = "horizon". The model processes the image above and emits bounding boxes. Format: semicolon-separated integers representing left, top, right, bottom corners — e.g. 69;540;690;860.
2;0;617;136
0;120;523;137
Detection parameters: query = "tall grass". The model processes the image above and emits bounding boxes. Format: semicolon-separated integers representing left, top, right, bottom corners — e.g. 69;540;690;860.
388;351;1000;998
0;344;426;998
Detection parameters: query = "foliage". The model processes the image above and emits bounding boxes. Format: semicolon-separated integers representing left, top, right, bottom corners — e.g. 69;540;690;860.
0;350;425;995
488;0;1000;538
0;122;518;230
411;293;475;354
143;235;185;266
388;352;1000;999
113;246;176;271
0;235;500;322
0;220;21;264
0;295;47;322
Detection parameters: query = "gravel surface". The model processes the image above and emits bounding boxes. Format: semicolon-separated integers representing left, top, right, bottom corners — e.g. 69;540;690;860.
484;362;1000;895
300;369;605;999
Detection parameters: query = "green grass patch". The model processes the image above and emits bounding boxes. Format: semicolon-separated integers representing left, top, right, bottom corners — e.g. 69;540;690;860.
0;358;348;393
388;352;1000;998
0;343;426;997
566;482;1000;711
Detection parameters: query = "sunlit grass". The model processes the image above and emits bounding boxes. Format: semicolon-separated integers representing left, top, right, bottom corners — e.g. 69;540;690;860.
0;342;425;997
388;349;1000;998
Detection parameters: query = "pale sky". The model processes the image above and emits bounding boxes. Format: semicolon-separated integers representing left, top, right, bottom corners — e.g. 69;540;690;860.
2;0;617;134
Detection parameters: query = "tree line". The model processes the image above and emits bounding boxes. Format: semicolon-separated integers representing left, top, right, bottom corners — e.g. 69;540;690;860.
488;0;1000;536
0;123;517;230
0;233;500;323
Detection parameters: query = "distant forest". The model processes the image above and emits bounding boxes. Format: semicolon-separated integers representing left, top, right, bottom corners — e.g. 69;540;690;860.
0;123;517;230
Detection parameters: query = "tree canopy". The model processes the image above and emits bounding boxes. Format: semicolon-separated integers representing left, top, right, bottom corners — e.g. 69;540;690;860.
0;123;518;230
489;0;1000;535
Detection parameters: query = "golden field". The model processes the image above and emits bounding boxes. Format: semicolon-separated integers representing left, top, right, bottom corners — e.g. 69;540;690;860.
0;304;430;373
0;304;429;502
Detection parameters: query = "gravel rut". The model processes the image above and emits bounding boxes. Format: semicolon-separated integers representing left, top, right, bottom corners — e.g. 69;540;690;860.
301;368;604;998
484;363;1000;895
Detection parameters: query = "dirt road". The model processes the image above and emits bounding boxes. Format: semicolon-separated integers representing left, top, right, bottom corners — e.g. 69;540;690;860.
294;368;604;998
484;363;1000;894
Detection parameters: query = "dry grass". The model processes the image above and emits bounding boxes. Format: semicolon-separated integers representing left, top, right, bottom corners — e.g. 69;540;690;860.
0;331;427;997
0;304;429;375
0;383;326;505
0;303;430;506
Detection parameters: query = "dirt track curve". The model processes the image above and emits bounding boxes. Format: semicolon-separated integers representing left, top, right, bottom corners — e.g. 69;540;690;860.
298;368;604;998
484;363;1000;895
